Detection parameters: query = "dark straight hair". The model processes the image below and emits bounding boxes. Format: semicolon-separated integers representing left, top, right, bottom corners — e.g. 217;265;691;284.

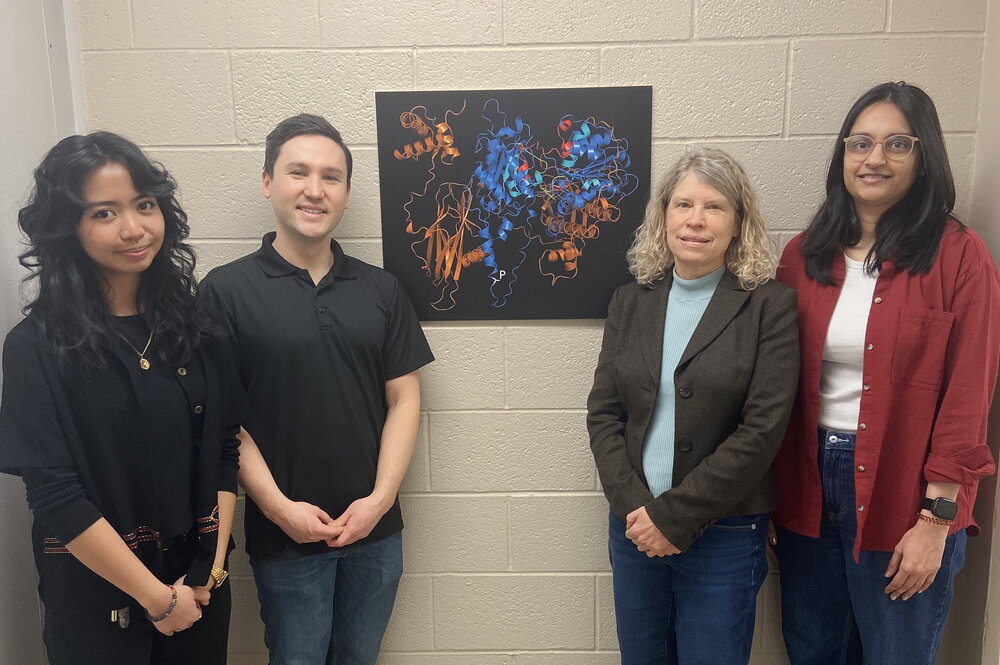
801;81;961;285
263;113;353;185
17;131;216;365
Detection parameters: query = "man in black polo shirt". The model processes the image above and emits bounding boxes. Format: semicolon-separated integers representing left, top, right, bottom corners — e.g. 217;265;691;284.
200;114;433;665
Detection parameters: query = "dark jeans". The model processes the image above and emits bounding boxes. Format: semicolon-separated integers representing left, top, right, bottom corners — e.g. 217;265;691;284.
609;511;768;665
251;532;403;665
776;429;967;665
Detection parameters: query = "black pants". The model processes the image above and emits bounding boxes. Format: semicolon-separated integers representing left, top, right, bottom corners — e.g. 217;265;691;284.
41;539;231;665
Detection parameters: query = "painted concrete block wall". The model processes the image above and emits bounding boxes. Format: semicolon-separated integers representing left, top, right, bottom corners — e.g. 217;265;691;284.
73;1;990;663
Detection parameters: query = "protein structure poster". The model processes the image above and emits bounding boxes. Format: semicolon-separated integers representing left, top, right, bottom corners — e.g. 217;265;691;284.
375;86;652;321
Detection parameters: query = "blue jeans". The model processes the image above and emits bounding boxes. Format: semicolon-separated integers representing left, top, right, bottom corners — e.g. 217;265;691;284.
776;429;967;665
608;511;768;665
251;532;403;665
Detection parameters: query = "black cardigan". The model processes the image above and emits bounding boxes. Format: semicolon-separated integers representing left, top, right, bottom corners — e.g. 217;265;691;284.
0;316;249;613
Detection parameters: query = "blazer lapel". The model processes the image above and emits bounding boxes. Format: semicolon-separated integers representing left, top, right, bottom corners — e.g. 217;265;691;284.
638;274;671;385
678;270;749;367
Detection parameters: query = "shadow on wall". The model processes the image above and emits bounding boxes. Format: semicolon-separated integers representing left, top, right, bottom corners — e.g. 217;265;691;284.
0;474;45;662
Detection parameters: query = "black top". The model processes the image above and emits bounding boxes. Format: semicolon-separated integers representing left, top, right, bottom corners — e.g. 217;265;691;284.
112;315;196;538
0;317;250;614
201;233;434;560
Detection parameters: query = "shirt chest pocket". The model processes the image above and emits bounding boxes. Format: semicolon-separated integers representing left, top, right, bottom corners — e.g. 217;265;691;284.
890;306;955;391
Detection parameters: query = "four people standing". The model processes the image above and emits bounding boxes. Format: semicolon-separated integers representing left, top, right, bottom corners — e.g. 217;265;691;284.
2;85;998;665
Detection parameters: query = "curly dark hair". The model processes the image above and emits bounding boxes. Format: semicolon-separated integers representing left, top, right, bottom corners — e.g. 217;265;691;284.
17;131;216;365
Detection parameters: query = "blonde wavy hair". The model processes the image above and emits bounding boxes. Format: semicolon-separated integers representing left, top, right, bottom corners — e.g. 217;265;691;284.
627;147;776;290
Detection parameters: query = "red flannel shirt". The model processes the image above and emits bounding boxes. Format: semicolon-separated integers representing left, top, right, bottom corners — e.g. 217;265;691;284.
774;222;999;560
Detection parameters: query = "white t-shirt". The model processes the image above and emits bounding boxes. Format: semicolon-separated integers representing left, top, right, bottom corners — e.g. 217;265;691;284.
819;254;878;431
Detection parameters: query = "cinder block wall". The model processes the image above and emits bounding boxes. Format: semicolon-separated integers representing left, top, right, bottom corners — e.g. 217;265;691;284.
75;2;990;663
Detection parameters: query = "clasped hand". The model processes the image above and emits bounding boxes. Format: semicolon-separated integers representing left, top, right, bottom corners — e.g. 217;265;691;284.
625;506;681;557
275;500;343;544
148;578;211;636
326;495;387;547
276;495;388;548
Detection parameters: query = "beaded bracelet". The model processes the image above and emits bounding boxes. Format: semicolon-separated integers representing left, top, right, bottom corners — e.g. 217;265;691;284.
916;512;954;527
145;584;177;622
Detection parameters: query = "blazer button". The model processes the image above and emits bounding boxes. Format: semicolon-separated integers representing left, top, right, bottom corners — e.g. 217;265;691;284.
176;367;187;376
679;442;693;452
193;405;204;414
678;387;692;399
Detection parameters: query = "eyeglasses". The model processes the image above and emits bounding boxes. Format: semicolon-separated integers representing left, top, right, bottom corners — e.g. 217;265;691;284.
843;134;919;160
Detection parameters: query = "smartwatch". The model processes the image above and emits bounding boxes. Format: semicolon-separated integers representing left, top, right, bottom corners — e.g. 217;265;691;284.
920;497;958;521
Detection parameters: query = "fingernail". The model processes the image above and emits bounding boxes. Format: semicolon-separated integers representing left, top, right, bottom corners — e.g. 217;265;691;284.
890;595;898;601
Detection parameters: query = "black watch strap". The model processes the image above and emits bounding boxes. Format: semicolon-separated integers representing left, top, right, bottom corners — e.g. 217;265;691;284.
920;497;958;521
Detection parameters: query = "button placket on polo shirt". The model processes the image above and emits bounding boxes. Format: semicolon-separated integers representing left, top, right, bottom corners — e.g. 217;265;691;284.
306;270;338;332
315;295;334;330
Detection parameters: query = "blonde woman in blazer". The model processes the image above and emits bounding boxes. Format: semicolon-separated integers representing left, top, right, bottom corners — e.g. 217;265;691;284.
588;148;799;665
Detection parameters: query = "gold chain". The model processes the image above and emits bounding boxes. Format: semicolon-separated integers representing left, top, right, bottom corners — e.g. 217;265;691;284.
116;329;154;370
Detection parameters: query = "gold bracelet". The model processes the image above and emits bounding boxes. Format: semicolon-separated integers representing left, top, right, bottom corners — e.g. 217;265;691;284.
916;512;953;527
209;566;229;588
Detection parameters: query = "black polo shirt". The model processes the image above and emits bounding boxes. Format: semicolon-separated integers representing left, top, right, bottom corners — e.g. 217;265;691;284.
200;233;433;560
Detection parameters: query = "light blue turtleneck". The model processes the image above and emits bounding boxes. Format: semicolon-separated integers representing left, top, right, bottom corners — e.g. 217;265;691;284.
641;265;725;497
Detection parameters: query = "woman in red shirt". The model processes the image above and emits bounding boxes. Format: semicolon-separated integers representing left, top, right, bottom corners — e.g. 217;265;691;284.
773;81;1000;665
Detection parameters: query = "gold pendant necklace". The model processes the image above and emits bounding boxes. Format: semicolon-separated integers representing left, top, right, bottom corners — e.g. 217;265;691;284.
116;329;154;370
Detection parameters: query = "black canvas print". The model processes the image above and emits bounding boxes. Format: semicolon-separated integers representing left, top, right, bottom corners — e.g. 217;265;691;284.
376;86;652;320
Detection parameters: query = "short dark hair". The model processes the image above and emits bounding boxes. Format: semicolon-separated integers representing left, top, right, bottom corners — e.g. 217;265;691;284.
18;131;215;365
263;114;353;185
801;81;959;284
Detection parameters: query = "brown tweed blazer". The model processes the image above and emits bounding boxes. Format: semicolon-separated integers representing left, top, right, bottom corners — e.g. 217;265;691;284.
587;269;799;551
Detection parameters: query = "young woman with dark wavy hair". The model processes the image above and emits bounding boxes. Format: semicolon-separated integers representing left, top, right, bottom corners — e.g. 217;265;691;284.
0;132;248;664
